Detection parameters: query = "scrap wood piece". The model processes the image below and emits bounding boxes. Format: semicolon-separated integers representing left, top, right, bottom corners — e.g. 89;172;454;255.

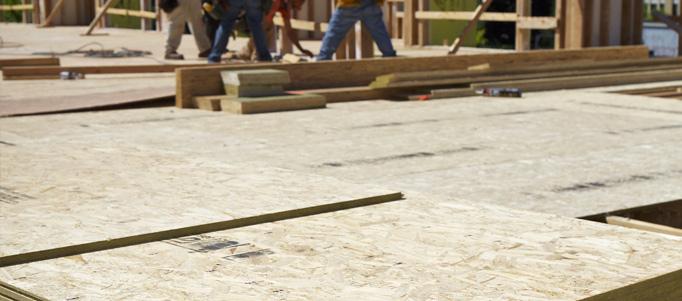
449;0;494;55
0;57;59;69
193;95;235;111
606;216;682;237
220;93;326;114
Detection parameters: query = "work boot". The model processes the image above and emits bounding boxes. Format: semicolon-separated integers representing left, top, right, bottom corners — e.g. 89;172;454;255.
165;51;184;60
198;49;211;58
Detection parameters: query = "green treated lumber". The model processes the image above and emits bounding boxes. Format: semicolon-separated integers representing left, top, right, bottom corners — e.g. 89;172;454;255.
0;192;402;268
221;93;326;114
220;69;291;86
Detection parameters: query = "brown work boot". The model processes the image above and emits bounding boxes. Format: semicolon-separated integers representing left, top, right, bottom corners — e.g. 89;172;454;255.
198;49;211;58
165;51;184;60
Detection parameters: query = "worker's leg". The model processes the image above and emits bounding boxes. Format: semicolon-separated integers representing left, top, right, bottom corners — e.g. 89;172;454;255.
164;4;188;56
208;0;243;63
244;0;272;61
183;0;212;55
317;6;361;60
359;0;396;57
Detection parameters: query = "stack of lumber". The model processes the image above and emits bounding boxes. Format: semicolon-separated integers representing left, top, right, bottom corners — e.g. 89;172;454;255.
176;45;653;108
194;69;326;114
369;57;682;100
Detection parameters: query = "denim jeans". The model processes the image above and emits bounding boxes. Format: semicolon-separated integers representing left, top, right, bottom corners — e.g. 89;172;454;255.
317;0;396;60
208;0;272;63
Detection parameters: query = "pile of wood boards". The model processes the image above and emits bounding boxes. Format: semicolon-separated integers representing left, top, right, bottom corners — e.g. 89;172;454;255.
194;69;326;114
369;57;682;100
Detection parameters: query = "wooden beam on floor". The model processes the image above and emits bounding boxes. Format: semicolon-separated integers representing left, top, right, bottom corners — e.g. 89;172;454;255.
1;63;241;79
221;93;326;114
0;57;59;69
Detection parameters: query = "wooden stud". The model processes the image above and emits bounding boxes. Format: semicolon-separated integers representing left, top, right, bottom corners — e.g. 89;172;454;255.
599;0;611;46
516;0;532;51
360;24;373;59
346;24;356;59
565;0;585;49
403;0;417;46
633;0;643;45
417;0;428;46
555;0;565;49
621;0;634;45
449;0;493;54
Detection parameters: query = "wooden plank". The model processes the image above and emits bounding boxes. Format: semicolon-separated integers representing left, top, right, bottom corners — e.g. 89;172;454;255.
0;57;59;69
221;93;326;114
449;0;493;54
98;7;157;19
516;0;532;51
555;0;566;49
414;11;516;22
369;57;682;89
606;216;682;237
1;63;236;79
417;0;428;46
652;10;682;35
0;4;33;10
38;0;66;27
516;17;558;30
177;45;651;108
565;0;585;49
272;15;328;32
633;0;643;45
221;69;290;86
621;0;634;45
403;0;418;46
470;68;682;93
84;0;118;35
599;0;610;46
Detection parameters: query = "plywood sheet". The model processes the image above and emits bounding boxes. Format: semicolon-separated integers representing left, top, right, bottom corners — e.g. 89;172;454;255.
2;192;681;299
1;86;680;219
0;139;400;260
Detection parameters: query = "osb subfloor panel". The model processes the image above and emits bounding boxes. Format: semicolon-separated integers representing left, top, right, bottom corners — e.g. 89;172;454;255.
0;140;398;257
2;86;680;217
2;192;682;300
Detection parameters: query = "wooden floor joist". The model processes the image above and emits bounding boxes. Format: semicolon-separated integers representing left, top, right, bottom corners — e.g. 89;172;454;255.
1;63;240;80
176;45;650;108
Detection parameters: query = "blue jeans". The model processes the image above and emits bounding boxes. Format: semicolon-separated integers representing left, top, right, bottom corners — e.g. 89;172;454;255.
208;0;272;63
317;0;396;60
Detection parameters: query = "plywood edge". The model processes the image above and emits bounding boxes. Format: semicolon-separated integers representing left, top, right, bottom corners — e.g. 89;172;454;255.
581;268;682;301
0;192;403;268
0;280;49;301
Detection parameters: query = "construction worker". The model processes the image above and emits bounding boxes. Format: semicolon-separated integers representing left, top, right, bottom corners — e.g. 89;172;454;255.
207;0;272;63
317;0;396;60
163;0;212;60
236;0;313;60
